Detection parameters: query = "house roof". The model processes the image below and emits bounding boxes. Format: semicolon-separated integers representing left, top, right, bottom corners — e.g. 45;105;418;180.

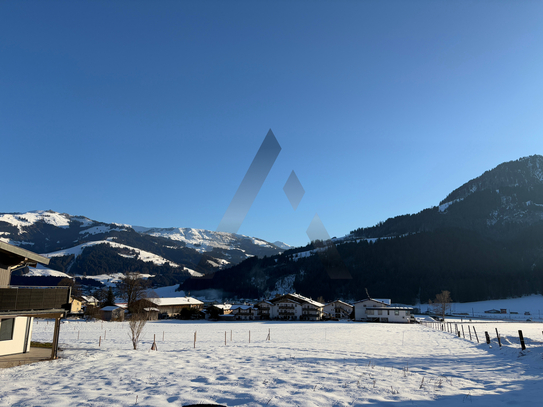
325;300;353;308
0;241;50;268
148;297;204;306
230;305;253;310
81;295;99;304
212;304;232;310
101;305;123;311
114;303;128;309
270;293;324;308
367;306;413;310
352;298;390;306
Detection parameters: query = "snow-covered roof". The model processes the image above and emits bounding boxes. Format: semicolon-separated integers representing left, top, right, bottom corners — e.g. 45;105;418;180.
230;305;254;310
81;295;99;303
101;305;123;311
352;298;390;306
211;304;232;310
325;300;353;308
271;293;324;308
148;297;203;306
367;306;413;310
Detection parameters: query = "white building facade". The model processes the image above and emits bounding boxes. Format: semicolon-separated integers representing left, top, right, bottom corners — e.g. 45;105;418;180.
353;299;412;323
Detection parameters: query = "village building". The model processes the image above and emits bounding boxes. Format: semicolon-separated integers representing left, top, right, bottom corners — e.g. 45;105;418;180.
323;300;353;320
353;298;413;323
148;297;204;318
0;242;71;359
256;300;275;319
68;297;83;316
205;303;232;320
230;305;257;320
100;305;127;321
257;293;325;321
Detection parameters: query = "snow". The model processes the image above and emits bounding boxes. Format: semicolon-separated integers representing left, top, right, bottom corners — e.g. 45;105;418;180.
79;226;126;235
3;320;543;406
23;264;71;279
134;227;276;253
419;294;543;321
0;210;70;233
148;297;203;307
438;198;464;212
76;273;154;287
43;240;183;269
273;241;292;250
71;216;94;227
183;267;204;277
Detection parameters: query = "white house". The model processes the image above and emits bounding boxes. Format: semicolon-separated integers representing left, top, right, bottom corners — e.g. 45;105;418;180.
323;300;353;320
258;293;325;321
353;298;412;323
148;297;204;317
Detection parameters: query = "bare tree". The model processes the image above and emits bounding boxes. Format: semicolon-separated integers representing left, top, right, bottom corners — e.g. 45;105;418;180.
128;313;147;350
117;273;151;313
429;290;452;320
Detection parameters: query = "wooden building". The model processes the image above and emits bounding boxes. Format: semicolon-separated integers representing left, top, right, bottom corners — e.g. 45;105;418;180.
0;242;71;358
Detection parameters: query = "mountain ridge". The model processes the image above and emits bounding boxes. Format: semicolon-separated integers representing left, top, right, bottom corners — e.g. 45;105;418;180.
182;154;543;304
0;210;288;286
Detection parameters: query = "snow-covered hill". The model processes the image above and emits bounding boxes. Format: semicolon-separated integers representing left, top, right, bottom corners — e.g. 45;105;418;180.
0;210;287;284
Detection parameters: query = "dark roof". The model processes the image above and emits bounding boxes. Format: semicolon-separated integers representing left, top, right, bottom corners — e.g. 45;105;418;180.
0;241;50;267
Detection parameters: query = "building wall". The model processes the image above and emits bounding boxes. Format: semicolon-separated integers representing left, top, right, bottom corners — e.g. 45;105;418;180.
354;300;389;321
0;267;10;288
361;308;411;323
324;302;353;319
0;316;33;357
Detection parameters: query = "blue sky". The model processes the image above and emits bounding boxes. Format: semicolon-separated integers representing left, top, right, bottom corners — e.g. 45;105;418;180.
1;1;543;247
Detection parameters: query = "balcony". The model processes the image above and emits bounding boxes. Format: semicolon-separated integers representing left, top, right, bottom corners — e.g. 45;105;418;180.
0;287;71;314
278;310;295;315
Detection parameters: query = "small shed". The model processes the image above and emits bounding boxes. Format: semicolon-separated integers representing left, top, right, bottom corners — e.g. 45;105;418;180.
101;305;127;322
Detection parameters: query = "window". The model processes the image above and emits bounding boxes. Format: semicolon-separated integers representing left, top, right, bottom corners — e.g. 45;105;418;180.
378;310;383;315
366;310;374;315
0;318;15;341
394;311;399;315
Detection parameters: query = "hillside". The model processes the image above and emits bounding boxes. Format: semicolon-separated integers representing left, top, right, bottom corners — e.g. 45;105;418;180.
182;155;543;303
0;210;286;286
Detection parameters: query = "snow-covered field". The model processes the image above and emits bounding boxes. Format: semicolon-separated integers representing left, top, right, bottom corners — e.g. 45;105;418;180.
2;320;543;406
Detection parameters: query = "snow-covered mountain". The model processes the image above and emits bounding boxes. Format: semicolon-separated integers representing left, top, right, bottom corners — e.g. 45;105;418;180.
0;210;287;285
183;154;543;304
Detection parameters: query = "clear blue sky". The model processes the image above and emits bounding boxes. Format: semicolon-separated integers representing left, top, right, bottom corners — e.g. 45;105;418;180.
2;1;543;247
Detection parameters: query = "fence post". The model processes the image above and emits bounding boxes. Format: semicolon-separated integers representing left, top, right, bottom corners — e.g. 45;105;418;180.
468;325;472;341
518;330;526;351
495;328;502;347
485;331;490;345
473;326;479;343
461;325;465;339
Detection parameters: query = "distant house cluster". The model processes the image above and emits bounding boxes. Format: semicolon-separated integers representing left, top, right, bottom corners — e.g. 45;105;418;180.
203;293;414;323
100;297;205;321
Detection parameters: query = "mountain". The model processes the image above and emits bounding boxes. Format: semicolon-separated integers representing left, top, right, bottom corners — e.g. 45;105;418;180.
0;210;287;286
182;155;543;304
